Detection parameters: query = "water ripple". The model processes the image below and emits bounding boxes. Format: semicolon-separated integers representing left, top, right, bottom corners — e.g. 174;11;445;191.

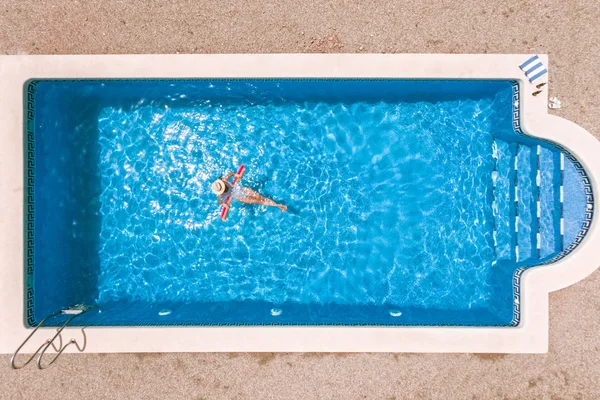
97;98;496;310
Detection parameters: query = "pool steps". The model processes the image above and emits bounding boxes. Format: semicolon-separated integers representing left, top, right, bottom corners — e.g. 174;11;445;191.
492;140;567;264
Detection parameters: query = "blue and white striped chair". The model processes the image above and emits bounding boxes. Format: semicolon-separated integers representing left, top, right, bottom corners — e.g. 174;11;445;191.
519;55;548;83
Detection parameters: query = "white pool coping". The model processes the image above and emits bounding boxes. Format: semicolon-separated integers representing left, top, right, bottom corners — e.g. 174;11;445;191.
0;54;599;354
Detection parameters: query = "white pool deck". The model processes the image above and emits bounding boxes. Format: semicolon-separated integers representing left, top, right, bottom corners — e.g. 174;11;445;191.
0;54;598;354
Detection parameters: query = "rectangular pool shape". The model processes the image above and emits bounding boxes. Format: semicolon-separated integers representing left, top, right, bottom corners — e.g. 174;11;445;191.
26;78;591;327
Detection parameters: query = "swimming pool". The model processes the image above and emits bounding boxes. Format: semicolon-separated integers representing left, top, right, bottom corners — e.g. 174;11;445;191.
2;54;599;354
25;78;591;327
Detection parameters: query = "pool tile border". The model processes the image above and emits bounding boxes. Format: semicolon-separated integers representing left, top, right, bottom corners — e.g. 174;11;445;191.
25;80;38;327
22;79;519;328
23;78;594;329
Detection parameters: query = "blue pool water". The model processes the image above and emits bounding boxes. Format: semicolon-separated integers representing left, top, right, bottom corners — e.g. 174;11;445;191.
26;79;592;326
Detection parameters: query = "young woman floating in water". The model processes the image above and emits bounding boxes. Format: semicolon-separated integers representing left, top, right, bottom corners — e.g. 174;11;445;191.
211;171;287;212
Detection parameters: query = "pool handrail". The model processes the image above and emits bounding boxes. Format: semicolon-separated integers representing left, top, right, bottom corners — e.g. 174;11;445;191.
11;304;95;369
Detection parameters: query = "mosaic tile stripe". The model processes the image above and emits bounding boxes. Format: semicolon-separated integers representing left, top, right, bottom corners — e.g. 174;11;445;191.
25;80;39;327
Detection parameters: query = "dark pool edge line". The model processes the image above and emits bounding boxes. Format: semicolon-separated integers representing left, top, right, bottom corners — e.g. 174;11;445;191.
24;80;38;327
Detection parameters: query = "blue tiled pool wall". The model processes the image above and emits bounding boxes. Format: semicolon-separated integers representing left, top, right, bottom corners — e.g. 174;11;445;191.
65;299;511;327
25;80;105;326
24;79;593;327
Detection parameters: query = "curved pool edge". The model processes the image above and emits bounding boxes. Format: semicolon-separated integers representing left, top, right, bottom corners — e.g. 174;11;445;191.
519;112;600;293
0;53;598;354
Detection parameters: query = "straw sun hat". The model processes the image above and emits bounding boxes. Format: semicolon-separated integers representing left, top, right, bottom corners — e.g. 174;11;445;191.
211;180;227;195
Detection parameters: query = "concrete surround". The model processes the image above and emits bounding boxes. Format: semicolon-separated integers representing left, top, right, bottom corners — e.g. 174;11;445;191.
1;54;598;354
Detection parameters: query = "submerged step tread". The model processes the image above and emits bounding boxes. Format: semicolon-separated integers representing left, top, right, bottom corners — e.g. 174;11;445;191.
492;140;514;261
539;147;558;258
516;145;536;262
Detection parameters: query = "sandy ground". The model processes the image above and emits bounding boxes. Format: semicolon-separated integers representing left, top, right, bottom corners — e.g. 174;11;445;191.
1;0;600;399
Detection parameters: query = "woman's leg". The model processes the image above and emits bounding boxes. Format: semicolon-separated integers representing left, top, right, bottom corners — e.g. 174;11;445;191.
237;188;287;211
